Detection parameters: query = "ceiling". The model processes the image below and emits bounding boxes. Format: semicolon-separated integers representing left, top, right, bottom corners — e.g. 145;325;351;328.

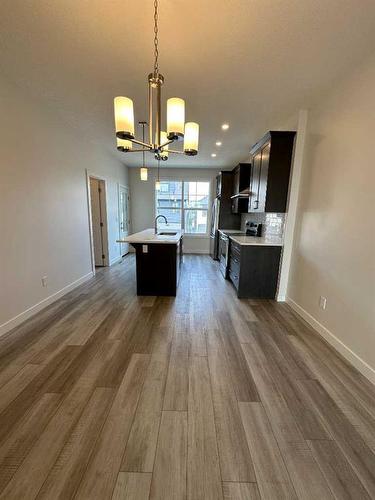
1;0;375;169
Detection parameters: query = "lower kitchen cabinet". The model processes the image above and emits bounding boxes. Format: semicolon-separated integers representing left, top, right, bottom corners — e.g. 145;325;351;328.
228;240;282;299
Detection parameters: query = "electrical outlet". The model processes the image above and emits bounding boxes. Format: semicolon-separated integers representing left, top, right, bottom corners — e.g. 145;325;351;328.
41;276;48;287
319;296;327;310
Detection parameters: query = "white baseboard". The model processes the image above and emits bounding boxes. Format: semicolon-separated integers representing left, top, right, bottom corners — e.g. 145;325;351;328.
0;271;94;338
286;297;375;385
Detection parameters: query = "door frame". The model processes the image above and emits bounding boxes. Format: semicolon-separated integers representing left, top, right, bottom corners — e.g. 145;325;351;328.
86;170;110;274
118;183;130;257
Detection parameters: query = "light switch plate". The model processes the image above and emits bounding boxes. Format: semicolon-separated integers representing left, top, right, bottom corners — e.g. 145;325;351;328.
142;245;148;253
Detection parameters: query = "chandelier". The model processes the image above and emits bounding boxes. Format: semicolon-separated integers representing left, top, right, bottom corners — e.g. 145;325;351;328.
114;0;199;180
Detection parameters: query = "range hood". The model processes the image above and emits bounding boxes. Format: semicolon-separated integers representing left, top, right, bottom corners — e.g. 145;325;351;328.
230;187;251;199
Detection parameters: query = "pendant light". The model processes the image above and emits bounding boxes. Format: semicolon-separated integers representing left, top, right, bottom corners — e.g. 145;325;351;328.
139;122;148;181
113;0;199;169
155;159;161;190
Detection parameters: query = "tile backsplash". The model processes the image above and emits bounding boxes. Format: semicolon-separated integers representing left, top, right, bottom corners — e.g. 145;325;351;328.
241;212;286;237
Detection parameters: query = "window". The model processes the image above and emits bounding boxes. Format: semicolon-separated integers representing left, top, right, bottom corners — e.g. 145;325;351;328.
155;181;183;230
155;180;210;234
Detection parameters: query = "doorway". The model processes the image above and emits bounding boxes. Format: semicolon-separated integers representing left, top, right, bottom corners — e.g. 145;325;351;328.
119;185;130;257
89;177;109;267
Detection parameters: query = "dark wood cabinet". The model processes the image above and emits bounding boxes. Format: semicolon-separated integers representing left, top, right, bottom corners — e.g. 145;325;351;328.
228;240;282;298
248;131;295;213
231;163;251;214
132;238;183;296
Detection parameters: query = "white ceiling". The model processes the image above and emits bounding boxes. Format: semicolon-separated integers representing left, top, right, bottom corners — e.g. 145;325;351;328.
1;0;375;169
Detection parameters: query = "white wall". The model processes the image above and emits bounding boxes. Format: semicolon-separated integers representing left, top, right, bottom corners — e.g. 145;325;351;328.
286;57;375;380
0;76;128;334
129;167;220;254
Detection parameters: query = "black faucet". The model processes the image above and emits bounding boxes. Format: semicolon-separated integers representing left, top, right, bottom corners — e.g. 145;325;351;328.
154;215;168;234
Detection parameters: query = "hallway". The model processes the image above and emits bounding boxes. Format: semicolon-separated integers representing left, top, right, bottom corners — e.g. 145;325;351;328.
0;255;374;499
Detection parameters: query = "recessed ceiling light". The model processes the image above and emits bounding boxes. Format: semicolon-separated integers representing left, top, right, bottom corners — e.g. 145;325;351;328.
211;153;217;157
215;141;222;146
221;123;229;130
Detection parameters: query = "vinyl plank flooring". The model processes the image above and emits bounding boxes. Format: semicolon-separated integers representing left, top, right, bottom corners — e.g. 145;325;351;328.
0;363;42;414
0;393;62;491
277;302;375;418
0;346;80;444
36;387;114;499
241;342;334;499
150;410;187;500
121;352;170;472
112;472;152;500
187;356;223;500
222;482;261;500
239;402;297;499
0;363;24;390
308;439;371;500
163;324;189;411
290;334;375;452
75;354;150;500
297;379;375;498
0;299;80;368
248;322;330;440
0;256;374;499
0;378;97;499
207;330;256;482
253;303;313;380
217;312;259;402
120;411;160;474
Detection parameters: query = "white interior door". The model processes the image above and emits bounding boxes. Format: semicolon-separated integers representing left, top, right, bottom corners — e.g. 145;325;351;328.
90;177;105;266
119;185;130;256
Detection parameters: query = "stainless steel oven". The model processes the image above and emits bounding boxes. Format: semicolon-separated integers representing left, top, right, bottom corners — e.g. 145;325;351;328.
219;232;229;278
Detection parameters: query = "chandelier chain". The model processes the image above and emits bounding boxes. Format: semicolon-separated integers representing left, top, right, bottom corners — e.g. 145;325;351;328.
153;0;159;74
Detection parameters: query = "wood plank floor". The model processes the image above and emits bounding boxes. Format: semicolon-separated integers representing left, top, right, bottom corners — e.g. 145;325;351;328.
0;254;374;499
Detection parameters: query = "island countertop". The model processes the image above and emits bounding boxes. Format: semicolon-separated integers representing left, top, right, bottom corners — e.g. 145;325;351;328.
117;228;183;245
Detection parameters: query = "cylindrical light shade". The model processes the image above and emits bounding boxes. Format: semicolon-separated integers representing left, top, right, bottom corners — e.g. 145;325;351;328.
167;98;185;140
114;96;134;139
116;137;132;152
184;122;199;156
156;180;161;190
160;131;169;160
140;167;148;181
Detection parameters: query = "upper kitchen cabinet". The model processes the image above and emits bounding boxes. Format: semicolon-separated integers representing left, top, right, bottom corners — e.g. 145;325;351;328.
231;163;251;214
248;131;296;213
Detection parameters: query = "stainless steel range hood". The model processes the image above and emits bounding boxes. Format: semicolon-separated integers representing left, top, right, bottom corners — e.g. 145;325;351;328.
230;187;251;199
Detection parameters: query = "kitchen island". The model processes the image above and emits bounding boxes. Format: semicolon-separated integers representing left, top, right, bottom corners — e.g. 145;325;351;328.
117;229;183;296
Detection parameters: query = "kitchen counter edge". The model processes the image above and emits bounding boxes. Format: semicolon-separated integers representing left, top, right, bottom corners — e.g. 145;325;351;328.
117;228;184;245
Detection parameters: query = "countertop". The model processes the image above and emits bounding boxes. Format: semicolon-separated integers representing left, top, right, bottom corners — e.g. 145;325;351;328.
117;228;183;245
218;229;283;246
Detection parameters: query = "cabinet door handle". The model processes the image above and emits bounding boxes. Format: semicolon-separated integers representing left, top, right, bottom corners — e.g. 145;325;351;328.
253;200;259;209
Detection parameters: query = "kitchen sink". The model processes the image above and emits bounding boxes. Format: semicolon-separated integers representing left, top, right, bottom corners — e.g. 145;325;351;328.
158;231;177;236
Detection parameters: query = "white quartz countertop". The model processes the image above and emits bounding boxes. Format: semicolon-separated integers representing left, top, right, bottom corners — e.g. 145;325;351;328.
218;229;283;246
218;229;245;235
230;234;283;246
117;228;183;245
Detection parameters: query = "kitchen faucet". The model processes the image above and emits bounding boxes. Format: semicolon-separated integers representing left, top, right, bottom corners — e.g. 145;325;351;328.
154;215;168;234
